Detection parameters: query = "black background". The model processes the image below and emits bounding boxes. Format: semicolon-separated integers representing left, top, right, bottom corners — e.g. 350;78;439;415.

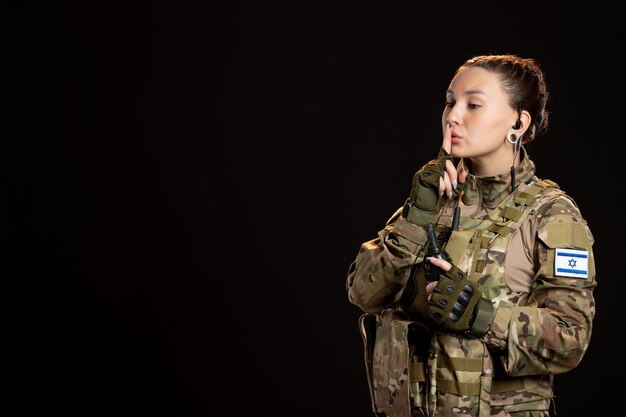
7;1;622;416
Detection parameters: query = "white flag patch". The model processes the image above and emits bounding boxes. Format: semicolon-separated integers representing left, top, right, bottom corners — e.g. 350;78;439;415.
554;248;589;278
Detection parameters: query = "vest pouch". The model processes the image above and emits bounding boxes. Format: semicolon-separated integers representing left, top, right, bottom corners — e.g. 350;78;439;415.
443;229;480;271
428;333;494;417
358;313;385;417
359;309;423;417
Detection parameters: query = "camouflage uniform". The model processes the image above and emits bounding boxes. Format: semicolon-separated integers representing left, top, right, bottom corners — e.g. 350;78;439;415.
346;149;596;417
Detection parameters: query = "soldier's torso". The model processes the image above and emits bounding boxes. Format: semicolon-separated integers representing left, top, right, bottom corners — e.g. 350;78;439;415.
419;179;562;416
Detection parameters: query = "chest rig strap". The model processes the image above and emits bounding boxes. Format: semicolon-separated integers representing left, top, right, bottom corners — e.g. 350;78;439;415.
474;179;559;272
485;179;557;240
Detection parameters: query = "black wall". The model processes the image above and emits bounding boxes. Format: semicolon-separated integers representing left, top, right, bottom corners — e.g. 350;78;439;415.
7;1;621;416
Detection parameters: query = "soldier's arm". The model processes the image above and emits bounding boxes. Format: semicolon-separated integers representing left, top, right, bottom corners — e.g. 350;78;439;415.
482;194;596;376
346;207;429;313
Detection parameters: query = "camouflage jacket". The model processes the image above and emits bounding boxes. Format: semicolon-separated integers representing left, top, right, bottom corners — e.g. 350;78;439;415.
346;149;596;417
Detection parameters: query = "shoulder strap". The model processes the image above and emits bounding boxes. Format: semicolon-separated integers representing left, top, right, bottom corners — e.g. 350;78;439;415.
485;178;560;240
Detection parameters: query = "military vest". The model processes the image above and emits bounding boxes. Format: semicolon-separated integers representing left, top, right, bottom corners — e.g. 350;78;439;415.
360;178;563;417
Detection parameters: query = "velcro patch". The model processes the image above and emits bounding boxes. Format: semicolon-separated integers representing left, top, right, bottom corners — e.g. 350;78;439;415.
554;248;589;278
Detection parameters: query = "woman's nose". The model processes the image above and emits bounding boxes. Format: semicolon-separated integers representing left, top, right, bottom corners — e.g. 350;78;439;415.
446;108;460;126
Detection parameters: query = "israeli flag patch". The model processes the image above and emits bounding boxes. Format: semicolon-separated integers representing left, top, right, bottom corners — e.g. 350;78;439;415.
555;248;589;278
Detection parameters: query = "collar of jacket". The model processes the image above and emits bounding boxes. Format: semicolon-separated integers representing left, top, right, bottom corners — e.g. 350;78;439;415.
461;146;536;209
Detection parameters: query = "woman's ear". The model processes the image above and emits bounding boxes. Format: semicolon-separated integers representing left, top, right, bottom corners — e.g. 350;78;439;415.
514;110;531;135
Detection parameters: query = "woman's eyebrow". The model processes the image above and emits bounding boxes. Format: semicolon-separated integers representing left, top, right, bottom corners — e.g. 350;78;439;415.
446;89;487;96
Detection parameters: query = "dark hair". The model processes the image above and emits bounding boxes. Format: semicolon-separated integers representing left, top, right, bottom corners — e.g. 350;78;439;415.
456;54;549;144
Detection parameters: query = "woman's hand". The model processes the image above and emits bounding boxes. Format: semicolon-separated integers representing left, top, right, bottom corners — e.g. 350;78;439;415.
425;256;488;333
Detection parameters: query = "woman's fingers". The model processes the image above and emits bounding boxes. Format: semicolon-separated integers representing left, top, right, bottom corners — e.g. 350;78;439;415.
425;256;452;296
458;167;468;184
445;159;458;191
438;173;453;199
438;171;456;199
438;160;457;199
442;123;452;154
439;124;459;199
426;256;452;271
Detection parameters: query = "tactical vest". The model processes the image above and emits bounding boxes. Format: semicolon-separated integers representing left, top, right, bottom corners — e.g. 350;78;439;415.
359;178;562;417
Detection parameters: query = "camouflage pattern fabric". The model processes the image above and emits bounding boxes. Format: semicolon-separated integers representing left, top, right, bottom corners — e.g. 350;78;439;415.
347;149;596;417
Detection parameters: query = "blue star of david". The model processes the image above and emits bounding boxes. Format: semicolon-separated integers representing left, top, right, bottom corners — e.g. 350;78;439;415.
568;258;577;268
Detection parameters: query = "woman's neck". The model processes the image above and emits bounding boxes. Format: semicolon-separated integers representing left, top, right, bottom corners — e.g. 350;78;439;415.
468;148;521;177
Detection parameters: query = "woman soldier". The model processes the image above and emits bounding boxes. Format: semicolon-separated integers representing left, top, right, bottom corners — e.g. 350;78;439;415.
346;54;596;417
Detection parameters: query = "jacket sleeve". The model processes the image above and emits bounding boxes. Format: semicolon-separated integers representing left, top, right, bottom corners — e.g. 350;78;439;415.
483;194;597;376
346;207;429;313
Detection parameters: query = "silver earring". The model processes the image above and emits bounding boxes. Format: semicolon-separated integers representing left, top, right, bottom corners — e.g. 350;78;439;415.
507;132;519;144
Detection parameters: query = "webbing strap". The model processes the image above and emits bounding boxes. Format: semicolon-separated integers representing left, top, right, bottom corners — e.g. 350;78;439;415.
500;206;523;222
436;377;526;395
514;191;535;205
536;179;558;188
486;223;511;236
436;356;483;372
484;178;557;243
410;361;426;382
520;180;553;206
436;378;480;396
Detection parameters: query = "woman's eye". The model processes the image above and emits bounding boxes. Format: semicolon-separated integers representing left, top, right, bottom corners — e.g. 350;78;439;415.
444;101;454;108
468;103;481;109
